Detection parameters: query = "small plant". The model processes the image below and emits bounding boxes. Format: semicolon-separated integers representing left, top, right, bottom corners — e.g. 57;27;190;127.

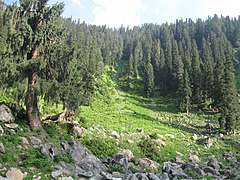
138;137;162;163
81;136;118;159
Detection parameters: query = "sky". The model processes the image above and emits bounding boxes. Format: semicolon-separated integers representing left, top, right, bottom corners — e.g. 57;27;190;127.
3;0;240;28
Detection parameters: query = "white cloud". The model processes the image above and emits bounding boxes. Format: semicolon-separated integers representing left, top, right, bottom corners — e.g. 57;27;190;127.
153;0;240;24
71;0;81;7
92;0;144;28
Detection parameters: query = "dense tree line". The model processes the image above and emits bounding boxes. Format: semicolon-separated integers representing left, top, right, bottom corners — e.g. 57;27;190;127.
0;0;239;133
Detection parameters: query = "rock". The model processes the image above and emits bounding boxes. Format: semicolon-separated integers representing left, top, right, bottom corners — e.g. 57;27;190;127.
125;174;138;180
162;162;172;174
154;139;166;147
127;139;134;144
179;132;185;137
0;177;8;180
197;136;213;148
207;156;221;170
203;166;220;176
219;133;224;138
165;134;174;138
136;173;149;180
185;163;205;176
41;143;60;159
0;125;4;136
4;123;18;129
69;140;107;174
188;154;200;163
6;168;23;180
20;137;29;146
101;172;113;179
112;172;124;178
171;166;188;178
90;174;104;180
73;125;84;138
136;128;144;133
122;149;134;161
111;131;120;139
59;177;74;180
137;158;160;170
191;134;198;141
79;171;94;178
61;140;71;151
0;105;15;123
157;173;170;180
51;170;62;178
172;156;185;164
0;143;5;153
30;136;42;145
147;173;160;180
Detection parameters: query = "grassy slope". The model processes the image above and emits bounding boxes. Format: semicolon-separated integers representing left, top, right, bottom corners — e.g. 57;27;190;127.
80;70;240;165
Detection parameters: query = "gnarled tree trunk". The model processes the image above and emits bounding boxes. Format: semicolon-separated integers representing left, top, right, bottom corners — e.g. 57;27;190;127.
25;19;42;130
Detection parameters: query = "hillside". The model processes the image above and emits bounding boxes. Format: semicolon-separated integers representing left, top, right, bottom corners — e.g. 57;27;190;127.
1;69;239;179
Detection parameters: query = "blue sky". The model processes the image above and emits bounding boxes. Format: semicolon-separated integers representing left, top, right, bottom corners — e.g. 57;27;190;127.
3;0;240;28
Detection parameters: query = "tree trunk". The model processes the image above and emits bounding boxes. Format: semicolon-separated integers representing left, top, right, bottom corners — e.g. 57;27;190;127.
25;19;43;130
25;68;42;130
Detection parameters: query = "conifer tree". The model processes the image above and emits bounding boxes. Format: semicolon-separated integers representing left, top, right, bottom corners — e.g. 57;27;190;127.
1;0;64;129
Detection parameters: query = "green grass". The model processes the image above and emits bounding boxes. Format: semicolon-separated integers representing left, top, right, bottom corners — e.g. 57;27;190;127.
80;71;240;166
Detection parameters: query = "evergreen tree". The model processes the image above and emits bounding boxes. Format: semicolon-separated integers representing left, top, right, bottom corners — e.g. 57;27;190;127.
1;0;64;129
144;61;155;97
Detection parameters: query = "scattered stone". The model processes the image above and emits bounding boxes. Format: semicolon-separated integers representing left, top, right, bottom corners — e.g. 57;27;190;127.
6;168;23;180
79;171;94;178
157;173;170;180
111;131;120;139
20;137;29;146
125;174;138;180
41;143;60;159
4;123;18;129
51;170;62;178
172;156;185;164
179;132;185;137
0;104;15;123
136;128;144;133
90;174;104;180
137;158;160;170
191;134;198;141
122;149;134;161
188;154;200;163
112;172;124;179
136;173;149;180
171;166;188;178
0;125;4;136
165;134;174;138
73;125;84;138
30;136;42;145
197;136;213;148
0;177;8;180
203;166;220;176
219;133;224;139
60;177;74;180
207;156;221;170
147;173;160;180
0;143;5;153
157;134;164;139
154;139;166;147
127;139;134;144
101;171;113;179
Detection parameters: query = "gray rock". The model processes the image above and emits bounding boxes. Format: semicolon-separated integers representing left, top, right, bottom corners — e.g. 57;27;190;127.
60;177;74;180
154;139;166;147
136;173;149;180
157;173;170;180
203;166;220;176
125;174;138;180
101;172;113;180
51;170;62;178
207;156;221;170
172;156;185;165
112;172;124;178
90;174;104;180
61;140;71;151
137;158;160;170
191;134;198;141
171;166;188;178
147;173;160;180
163;162;172;173
30;136;42;145
0;143;5;153
4;123;18;129
41;143;60;159
69;140;107;174
0;177;8;180
0;104;15;123
0;125;4;136
79;171;94;178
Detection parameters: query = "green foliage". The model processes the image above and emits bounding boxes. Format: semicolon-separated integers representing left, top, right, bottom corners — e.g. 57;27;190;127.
22;149;54;172
138;137;161;163
81;136;118;159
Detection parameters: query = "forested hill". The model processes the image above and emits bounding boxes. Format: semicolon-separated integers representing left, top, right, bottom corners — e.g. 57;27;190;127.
0;1;240;133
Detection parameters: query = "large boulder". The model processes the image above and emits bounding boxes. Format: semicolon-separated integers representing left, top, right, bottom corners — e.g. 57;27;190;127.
0;105;15;123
